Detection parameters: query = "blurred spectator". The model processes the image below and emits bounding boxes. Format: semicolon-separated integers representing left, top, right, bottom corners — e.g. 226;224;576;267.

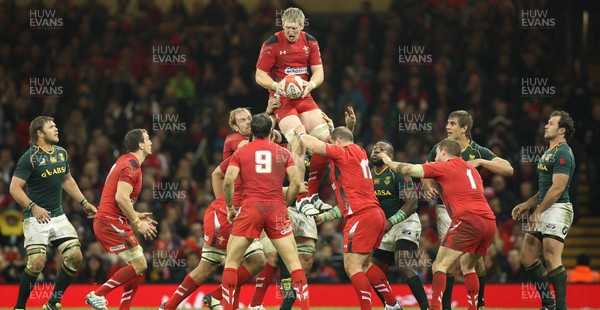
503;249;526;283
78;254;108;284
567;254;600;283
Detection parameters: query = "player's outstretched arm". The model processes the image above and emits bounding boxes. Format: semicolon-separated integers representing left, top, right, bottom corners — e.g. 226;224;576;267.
63;172;97;218
470;157;514;176
212;165;225;197
380;153;425;178
295;125;326;155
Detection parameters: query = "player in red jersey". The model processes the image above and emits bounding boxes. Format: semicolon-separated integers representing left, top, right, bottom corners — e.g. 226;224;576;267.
86;129;158;310
380;139;496;310
295;125;401;310
256;7;330;215
223;108;252;160
159;156;267;310
221;113;310;310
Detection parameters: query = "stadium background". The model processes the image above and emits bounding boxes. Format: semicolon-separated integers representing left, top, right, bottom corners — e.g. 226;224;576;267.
1;0;600;308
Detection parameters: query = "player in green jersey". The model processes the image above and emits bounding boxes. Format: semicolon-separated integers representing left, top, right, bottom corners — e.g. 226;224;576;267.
423;110;513;310
10;116;97;310
512;111;575;310
370;140;429;310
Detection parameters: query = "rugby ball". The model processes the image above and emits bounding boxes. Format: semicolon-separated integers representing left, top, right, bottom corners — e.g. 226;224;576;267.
283;75;304;99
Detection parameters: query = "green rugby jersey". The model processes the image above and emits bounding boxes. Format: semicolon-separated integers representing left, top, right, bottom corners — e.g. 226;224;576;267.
371;166;414;219
427;140;497;165
13;145;70;219
537;142;574;204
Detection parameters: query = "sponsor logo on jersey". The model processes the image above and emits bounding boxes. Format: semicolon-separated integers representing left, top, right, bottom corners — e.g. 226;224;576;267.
218;236;225;245
39;158;47;166
374;178;380;185
303;45;309;56
469;154;476;160
374;189;392;196
50;156;57;164
284;67;308;75
562;226;568;235
537;163;548;171
545;223;556;230
58;153;65;161
384;176;392;185
110;244;126;251
41;166;67;178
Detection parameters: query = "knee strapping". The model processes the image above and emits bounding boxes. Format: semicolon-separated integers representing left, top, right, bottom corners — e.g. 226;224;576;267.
297;243;316;255
201;246;226;265
309;123;330;141
26;246;47;273
59;239;82;274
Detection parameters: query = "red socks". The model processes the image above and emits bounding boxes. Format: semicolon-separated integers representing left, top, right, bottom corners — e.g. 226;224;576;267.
221;267;238;310
464;272;480;310
290;269;310;310
96;265;137;297
210;265;253;301
118;275;140;310
250;263;276;306
431;271;447;310
350;272;373;310
366;264;396;305
308;154;328;195
164;275;201;310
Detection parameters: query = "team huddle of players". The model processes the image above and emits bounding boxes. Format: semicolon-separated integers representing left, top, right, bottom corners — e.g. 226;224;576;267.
11;7;576;310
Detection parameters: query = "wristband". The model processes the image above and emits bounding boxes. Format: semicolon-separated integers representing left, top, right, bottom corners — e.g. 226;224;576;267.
389;210;407;225
330;207;341;220
271;81;278;91
25;201;36;212
80;198;88;207
133;217;142;227
298;132;307;138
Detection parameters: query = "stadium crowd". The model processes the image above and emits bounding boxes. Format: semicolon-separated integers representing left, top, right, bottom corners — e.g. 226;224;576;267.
0;0;597;287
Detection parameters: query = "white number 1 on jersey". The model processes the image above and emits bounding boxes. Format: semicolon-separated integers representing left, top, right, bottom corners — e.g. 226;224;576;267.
466;168;476;189
360;159;372;179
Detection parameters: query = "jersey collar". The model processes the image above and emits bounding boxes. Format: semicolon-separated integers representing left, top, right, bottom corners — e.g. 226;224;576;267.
373;165;389;176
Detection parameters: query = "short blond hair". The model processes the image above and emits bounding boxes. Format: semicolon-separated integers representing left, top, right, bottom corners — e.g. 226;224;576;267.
228;108;251;131
282;7;305;25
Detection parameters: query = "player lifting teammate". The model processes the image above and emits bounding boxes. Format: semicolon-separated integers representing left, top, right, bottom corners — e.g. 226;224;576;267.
221;114;310;310
423;110;513;309
512;111;575;310
256;7;331;216
382;139;496;310
296;125;402;310
11;116;97;310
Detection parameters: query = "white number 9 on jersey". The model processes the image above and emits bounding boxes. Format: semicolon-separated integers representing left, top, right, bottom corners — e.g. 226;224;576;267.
255;150;272;173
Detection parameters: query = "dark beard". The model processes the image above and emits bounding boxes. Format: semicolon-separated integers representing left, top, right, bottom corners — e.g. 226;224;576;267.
372;159;384;167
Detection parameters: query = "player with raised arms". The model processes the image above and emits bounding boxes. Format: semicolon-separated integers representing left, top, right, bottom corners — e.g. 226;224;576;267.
295;125;402;310
256;7;331;216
